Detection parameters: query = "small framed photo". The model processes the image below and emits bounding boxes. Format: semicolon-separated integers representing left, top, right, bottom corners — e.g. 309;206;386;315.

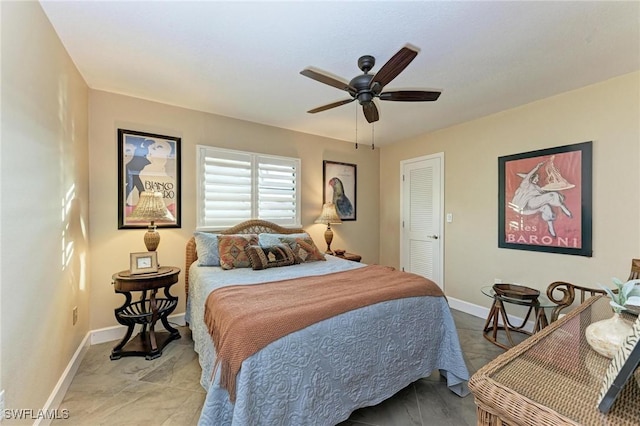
130;252;159;275
323;160;356;221
597;316;640;413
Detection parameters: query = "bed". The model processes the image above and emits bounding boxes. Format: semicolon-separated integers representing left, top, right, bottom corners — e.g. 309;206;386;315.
185;220;469;426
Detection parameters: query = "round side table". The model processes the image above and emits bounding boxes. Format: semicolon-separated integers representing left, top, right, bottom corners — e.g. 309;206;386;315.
481;284;556;350
110;266;181;360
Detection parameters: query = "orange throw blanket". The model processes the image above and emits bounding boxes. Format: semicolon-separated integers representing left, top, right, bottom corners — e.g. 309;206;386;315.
204;264;444;401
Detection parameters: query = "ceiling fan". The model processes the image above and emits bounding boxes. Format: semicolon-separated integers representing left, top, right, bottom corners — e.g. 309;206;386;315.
300;44;441;124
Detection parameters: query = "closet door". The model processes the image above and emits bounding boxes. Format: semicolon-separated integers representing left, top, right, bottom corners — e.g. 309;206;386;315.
400;154;443;289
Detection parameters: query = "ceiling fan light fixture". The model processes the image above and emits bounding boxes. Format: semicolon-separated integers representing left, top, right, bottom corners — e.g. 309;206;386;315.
357;92;373;104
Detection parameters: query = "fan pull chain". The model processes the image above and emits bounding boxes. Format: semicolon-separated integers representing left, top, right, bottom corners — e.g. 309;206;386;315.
371;122;375;150
355;103;358;149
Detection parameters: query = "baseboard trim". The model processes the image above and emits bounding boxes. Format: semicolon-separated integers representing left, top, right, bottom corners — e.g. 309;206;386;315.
447;296;488;319
35;332;91;426
90;312;186;345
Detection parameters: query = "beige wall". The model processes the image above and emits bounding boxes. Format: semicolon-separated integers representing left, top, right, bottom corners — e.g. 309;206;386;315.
380;72;640;308
88;91;380;330
1;1;90;417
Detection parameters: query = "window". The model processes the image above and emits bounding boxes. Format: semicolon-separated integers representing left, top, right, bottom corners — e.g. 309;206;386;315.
196;145;301;230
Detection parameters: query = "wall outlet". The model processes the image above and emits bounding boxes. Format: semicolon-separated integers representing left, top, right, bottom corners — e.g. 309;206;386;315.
494;278;502;284
72;306;78;326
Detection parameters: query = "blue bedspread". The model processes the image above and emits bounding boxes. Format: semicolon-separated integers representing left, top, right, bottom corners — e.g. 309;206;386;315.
186;256;469;426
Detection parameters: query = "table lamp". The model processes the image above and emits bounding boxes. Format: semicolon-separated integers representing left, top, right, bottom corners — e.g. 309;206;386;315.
129;191;175;251
314;202;342;254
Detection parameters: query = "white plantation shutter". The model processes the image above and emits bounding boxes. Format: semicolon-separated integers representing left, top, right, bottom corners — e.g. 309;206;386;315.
197;146;301;230
257;156;298;222
201;150;253;227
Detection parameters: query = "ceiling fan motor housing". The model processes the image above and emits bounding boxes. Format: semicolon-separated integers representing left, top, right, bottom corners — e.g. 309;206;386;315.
349;73;374;104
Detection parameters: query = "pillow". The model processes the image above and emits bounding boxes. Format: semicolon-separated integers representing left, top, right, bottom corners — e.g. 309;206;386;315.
194;232;220;266
278;236;326;263
217;234;259;270
258;232;310;248
245;244;297;270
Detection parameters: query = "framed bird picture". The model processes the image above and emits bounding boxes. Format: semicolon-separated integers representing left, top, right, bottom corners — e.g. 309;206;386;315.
323;160;356;221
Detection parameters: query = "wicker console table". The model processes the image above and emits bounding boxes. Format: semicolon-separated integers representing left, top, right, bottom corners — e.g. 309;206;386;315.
469;296;640;425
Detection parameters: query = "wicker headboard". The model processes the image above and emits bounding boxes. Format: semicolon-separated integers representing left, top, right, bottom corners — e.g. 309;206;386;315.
185;219;305;299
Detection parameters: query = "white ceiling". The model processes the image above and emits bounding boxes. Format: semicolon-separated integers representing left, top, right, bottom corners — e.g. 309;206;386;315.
40;1;640;147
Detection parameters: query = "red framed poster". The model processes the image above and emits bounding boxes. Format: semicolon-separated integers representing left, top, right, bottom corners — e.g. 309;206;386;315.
498;141;592;256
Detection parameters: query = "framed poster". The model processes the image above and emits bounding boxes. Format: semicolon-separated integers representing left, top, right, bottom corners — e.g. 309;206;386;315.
498;141;592;256
118;129;181;229
323;160;356;221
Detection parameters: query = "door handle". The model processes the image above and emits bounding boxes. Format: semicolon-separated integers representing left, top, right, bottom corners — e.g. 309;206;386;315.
429;235;439;240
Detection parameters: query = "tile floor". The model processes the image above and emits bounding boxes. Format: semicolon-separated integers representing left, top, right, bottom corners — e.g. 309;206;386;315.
53;309;511;426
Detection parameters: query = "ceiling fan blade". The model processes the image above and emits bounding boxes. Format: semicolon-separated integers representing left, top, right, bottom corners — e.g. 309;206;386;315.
300;68;356;94
369;44;419;91
362;102;379;123
379;90;441;102
307;98;355;114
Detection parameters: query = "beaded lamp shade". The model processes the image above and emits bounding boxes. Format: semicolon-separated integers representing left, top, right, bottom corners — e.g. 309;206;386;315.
129;191;174;251
314;202;342;254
